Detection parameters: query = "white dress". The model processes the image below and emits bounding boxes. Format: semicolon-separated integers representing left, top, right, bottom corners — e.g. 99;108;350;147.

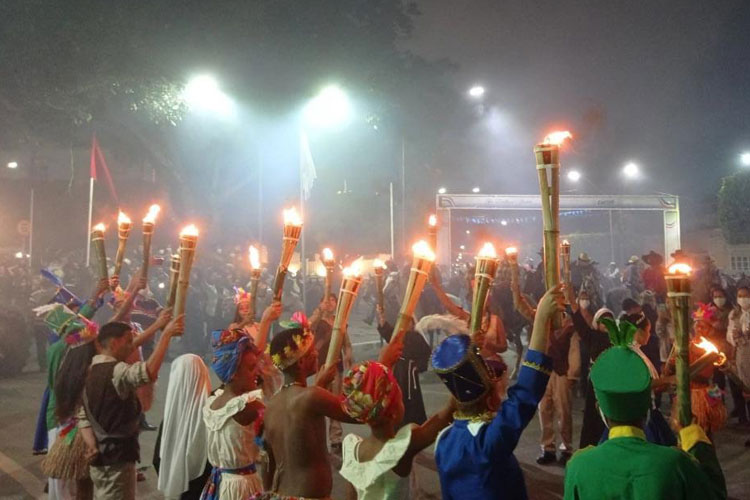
203;389;264;499
339;425;412;500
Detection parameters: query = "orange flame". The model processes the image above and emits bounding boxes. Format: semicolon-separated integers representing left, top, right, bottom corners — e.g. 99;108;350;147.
143;204;161;224
283;207;303;226
373;258;386;270
696;336;727;366
118;211;131;226
428;214;437;227
412;240;436;261
249;245;261;270
92;223;106;233
668;263;692;276
477;242;498;259
561;240;570;247
343;258;364;278
322;247;334;262
505;246;518;256
543;131;573;146
180;224;199;237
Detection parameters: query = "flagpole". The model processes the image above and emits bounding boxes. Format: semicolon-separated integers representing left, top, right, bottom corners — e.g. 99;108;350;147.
86;176;94;267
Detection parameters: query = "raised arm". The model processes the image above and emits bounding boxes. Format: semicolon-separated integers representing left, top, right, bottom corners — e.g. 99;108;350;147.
529;284;565;354
110;273;146;322
144;314;183;381
132;307;172;349
254;301;282;352
510;263;536;322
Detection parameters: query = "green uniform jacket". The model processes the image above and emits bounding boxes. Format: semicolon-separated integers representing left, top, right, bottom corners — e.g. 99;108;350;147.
564;425;726;500
45;302;98;430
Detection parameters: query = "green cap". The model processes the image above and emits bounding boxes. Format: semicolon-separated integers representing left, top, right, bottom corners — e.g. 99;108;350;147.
591;318;652;422
36;304;87;337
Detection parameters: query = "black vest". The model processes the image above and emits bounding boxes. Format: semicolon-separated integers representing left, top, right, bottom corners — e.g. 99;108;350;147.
84;361;141;465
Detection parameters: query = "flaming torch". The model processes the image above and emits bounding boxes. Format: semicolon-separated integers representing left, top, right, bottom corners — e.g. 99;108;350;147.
248;245;262;323
322;247;336;299
325;260;364;369
166;254;180;308
560;240;572;288
141;204;160;279
90;223;109;283
690;337;727;379
174;224;199;334
373;258;387;310
427;214;438;252
272;207;303;301
665;263;693;427
389;241;436;346
112;212;132;289
471;243;500;340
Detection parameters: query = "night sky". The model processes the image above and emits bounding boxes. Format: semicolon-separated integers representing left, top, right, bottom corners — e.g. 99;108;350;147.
404;0;750;215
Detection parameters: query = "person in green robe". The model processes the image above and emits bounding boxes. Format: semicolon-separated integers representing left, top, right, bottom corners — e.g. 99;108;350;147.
564;318;727;500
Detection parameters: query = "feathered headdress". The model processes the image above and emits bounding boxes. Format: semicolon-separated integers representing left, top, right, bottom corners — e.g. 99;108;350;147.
268;311;313;370
692;302;719;325
234;286;252;306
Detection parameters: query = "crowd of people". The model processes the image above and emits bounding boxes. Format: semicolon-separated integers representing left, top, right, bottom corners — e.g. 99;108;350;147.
2;242;748;499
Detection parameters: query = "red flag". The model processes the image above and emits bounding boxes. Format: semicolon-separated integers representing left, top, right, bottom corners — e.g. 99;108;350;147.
90;135;119;203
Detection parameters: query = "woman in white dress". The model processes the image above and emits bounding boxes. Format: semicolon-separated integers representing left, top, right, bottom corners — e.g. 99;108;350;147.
201;302;280;500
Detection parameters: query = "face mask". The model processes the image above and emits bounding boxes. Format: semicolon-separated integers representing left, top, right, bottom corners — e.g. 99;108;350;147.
738;298;750;310
713;297;726;308
579;300;591;310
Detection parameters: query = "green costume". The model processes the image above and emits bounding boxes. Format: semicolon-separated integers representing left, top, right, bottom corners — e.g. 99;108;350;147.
564;319;727;500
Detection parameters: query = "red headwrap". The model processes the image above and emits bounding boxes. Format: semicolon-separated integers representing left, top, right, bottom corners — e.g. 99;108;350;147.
341;361;402;425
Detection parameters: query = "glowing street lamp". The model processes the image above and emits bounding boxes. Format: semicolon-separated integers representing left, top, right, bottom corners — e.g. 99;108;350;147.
437;187;447;194
623;162;640;179
7;161;18;169
567;170;581;182
468;85;485;99
182;74;234;117
740;152;750;167
472;187;480;193
303;84;352;128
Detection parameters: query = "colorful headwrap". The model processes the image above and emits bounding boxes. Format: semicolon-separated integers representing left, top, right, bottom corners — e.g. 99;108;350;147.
210;329;251;384
33;303;98;347
693;302;719;325
341;361;401;425
268;312;314;370
234;286;252;306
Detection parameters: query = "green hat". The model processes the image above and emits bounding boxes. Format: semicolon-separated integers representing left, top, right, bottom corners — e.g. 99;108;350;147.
34;304;87;337
591;318;652;422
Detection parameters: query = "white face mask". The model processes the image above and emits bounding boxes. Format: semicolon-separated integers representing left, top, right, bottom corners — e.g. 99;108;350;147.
713;297;726;308
738;297;750;310
579;300;591;310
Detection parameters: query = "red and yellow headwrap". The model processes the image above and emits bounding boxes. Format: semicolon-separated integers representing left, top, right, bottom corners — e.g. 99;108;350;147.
341;361;402;425
692;302;719;326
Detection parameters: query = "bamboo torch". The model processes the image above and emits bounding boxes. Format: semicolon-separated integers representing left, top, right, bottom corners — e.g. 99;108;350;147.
322;247;335;299
90;223;109;283
373;258;387;310
112;212;132;289
665;263;693;427
471;243;500;341
689;337;727;379
141;204;160;279
325;260;364;369
560;239;572;299
174;224;199;334
272;207;303;301
248;245;262;323
427;214;438;252
166;254;180;308
389;241;436;346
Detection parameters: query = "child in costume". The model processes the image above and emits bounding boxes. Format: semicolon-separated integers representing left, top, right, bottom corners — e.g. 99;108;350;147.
663;303;727;436
431;286;564;500
338;350;454;498
564;318;726;500
201;303;281;500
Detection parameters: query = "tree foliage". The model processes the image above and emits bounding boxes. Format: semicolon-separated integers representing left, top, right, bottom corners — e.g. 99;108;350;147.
718;172;750;244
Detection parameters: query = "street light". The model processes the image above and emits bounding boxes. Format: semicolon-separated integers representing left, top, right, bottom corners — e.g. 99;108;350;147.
623;162;640;179
472;187;480;193
740;152;750;167
468;85;485;99
437;187;447;194
303;84;352;128
567;170;581;182
7;161;18;169
182;74;234;117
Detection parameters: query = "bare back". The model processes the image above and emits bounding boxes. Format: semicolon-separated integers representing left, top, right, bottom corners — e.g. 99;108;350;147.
264;385;332;497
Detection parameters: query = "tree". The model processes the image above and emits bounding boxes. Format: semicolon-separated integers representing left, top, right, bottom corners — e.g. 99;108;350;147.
718;172;750;244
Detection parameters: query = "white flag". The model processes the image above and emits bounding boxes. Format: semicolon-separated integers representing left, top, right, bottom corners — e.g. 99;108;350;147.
300;130;317;201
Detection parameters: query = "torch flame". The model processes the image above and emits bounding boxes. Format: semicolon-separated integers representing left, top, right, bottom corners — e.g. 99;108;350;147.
322;247;334;262
118;211;131;225
696;336;718;354
505;246;518;256
412;240;436;262
373;258;386;270
343;258;364;278
668;263;692;276
561;240;570;247
249;245;261;270
428;214;437;227
180;224;199;237
477;242;498;259
543;131;573;146
92;223;106;232
316;263;328;277
283;207;303;227
143;204;161;224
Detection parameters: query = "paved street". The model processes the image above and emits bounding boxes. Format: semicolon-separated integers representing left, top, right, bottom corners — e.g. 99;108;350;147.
1;308;749;499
